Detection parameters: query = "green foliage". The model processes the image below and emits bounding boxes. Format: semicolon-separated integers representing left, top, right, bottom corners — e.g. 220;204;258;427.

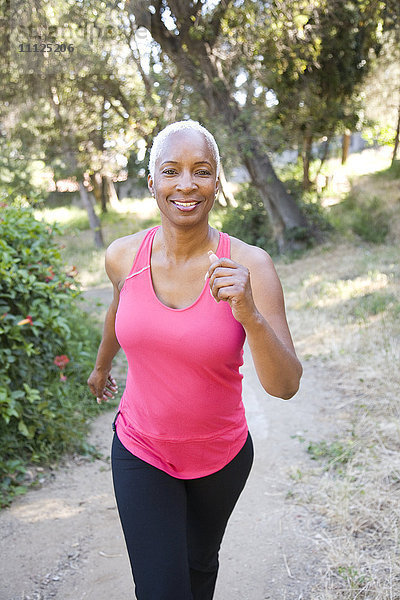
336;565;369;590
351;291;398;321
350;197;390;244
0;138;50;206
362;123;397;147
219;184;277;254
307;438;356;471
217;174;330;256
277;161;333;245
35;204;90;234
332;194;390;243
0;204;101;507
254;0;385;149
298;194;332;236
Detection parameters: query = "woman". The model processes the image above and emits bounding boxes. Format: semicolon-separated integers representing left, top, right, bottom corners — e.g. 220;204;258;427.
88;120;302;600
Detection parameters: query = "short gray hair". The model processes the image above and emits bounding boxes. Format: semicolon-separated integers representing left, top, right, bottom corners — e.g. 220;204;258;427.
148;120;220;179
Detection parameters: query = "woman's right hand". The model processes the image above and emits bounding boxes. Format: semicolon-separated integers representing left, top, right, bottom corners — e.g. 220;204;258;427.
87;368;118;404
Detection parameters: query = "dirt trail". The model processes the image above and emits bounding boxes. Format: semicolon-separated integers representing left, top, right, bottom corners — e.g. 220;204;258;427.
0;287;343;600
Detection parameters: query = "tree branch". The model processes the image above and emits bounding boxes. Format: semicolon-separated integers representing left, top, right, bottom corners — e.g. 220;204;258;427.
126;16;154;96
206;0;235;46
167;0;197;21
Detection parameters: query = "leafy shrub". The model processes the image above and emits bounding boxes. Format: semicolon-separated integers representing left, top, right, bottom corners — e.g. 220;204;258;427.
0;204;101;507
333;194;390;244
362;123;396;148
350;197;390;244
219;184;277;254
276;161;332;246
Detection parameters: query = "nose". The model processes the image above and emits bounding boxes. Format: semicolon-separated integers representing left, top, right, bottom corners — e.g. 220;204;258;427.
176;170;197;193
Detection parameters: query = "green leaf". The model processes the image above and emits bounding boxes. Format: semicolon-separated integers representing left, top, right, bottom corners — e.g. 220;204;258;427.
18;420;30;437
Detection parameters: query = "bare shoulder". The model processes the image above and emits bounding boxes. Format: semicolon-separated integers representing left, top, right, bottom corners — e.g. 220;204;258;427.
105;229;150;288
230;236;276;274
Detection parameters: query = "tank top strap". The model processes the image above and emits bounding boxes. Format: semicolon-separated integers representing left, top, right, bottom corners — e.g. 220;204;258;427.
217;231;231;259
126;226;159;279
126;227;229;279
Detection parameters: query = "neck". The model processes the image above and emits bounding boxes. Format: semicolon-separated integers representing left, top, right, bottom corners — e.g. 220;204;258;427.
157;221;217;263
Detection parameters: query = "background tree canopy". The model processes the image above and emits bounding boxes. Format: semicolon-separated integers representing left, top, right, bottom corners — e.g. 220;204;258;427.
0;0;399;249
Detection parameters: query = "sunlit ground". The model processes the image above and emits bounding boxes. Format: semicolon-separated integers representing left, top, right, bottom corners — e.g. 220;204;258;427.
34;195;158;228
34;204;88;227
321;145;393;206
342;144;393;177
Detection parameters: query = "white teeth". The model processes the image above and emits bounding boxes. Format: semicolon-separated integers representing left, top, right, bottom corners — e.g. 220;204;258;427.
174;201;198;207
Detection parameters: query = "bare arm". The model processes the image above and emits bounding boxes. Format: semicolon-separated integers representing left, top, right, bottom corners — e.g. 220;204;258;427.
238;252;302;399
87;283;121;403
206;246;302;400
87;241;126;403
88;230;149;402
87;230;149;403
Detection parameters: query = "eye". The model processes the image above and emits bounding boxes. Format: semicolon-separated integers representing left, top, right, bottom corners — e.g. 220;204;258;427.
162;169;177;175
196;170;211;176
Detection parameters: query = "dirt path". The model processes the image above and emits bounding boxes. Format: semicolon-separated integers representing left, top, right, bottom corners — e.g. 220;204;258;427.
0;287;343;600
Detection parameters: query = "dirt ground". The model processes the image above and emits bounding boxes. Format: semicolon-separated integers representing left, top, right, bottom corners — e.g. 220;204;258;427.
0;286;345;600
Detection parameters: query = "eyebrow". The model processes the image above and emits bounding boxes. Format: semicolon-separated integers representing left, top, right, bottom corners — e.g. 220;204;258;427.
160;161;213;167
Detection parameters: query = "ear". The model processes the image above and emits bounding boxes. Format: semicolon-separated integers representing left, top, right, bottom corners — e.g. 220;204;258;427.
215;177;220;196
148;174;155;197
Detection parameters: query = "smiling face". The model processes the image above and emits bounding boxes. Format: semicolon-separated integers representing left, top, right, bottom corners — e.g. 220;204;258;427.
148;129;219;226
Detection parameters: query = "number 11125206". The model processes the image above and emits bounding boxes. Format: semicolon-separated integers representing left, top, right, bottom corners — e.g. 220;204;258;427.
18;43;75;53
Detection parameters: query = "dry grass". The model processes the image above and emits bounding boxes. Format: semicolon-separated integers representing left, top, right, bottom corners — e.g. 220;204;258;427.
277;149;400;598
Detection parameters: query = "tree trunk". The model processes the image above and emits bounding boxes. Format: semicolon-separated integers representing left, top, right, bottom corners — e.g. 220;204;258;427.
341;129;351;165
101;176;107;212
240;141;308;251
314;136;331;182
218;163;237;207
129;1;312;251
79;182;104;248
104;175;121;211
302;133;313;190
49;83;106;246
91;172;108;213
215;103;309;250
392;99;400;167
91;173;121;212
317;135;332;175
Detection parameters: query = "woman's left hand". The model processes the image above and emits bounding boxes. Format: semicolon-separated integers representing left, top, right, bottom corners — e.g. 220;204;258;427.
206;251;259;326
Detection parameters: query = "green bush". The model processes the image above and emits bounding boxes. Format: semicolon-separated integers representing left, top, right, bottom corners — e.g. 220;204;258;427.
332;194;390;244
219;184;277;254
350;197;390;244
0;204;101;507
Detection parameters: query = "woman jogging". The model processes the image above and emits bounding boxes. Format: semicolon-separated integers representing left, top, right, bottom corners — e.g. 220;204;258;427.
87;119;302;600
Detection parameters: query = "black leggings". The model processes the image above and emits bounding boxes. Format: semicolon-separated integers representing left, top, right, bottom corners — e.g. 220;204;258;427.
111;431;254;600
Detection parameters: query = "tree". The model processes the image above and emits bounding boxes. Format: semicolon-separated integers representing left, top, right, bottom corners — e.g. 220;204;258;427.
254;0;386;187
128;0;309;251
1;0;154;245
374;1;400;166
361;29;400;165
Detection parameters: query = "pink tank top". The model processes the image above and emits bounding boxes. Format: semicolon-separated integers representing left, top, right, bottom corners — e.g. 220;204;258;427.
114;226;248;478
